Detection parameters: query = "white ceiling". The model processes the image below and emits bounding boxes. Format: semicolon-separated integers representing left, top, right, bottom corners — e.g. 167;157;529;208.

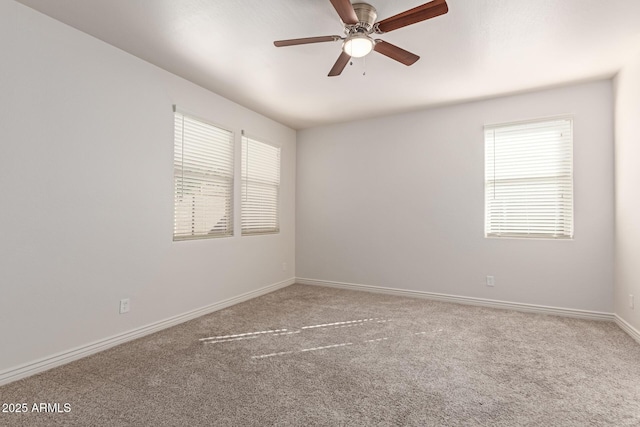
16;0;640;129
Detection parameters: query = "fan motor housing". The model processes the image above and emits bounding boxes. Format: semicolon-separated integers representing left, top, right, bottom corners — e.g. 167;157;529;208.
352;3;377;32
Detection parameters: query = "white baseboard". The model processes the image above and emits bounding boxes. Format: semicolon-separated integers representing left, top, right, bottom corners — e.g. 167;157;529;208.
296;277;615;322
615;315;640;345
0;278;295;387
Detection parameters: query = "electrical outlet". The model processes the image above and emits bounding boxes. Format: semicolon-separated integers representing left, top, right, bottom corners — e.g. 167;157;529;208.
630;294;635;309
119;298;130;314
282;262;287;272
486;276;495;287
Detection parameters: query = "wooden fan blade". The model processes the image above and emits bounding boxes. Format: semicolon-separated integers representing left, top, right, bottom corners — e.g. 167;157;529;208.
376;0;448;33
330;0;358;25
374;40;419;65
274;35;341;47
328;51;351;76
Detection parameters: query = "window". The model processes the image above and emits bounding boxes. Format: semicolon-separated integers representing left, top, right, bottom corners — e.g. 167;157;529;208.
241;134;281;235
484;117;573;239
173;109;234;240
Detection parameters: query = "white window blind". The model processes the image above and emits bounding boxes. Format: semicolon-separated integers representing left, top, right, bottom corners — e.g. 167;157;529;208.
241;135;281;235
484;117;573;239
174;109;234;240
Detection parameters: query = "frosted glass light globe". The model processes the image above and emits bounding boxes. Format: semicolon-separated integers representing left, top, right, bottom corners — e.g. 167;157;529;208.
343;34;374;58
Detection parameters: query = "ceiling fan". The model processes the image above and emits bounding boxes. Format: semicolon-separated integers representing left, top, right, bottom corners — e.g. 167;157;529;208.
274;0;449;76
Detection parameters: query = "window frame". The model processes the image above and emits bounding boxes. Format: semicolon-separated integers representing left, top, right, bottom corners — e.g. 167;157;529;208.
240;132;281;236
173;107;235;241
484;115;574;240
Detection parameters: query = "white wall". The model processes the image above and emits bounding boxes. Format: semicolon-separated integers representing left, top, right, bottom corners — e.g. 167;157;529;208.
614;52;640;331
0;1;295;374
297;81;614;313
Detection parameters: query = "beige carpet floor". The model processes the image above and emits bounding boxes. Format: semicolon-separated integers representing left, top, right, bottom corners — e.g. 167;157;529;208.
1;284;640;426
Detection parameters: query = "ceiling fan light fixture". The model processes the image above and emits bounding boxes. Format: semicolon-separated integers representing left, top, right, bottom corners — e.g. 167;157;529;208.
274;0;449;76
343;33;374;58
